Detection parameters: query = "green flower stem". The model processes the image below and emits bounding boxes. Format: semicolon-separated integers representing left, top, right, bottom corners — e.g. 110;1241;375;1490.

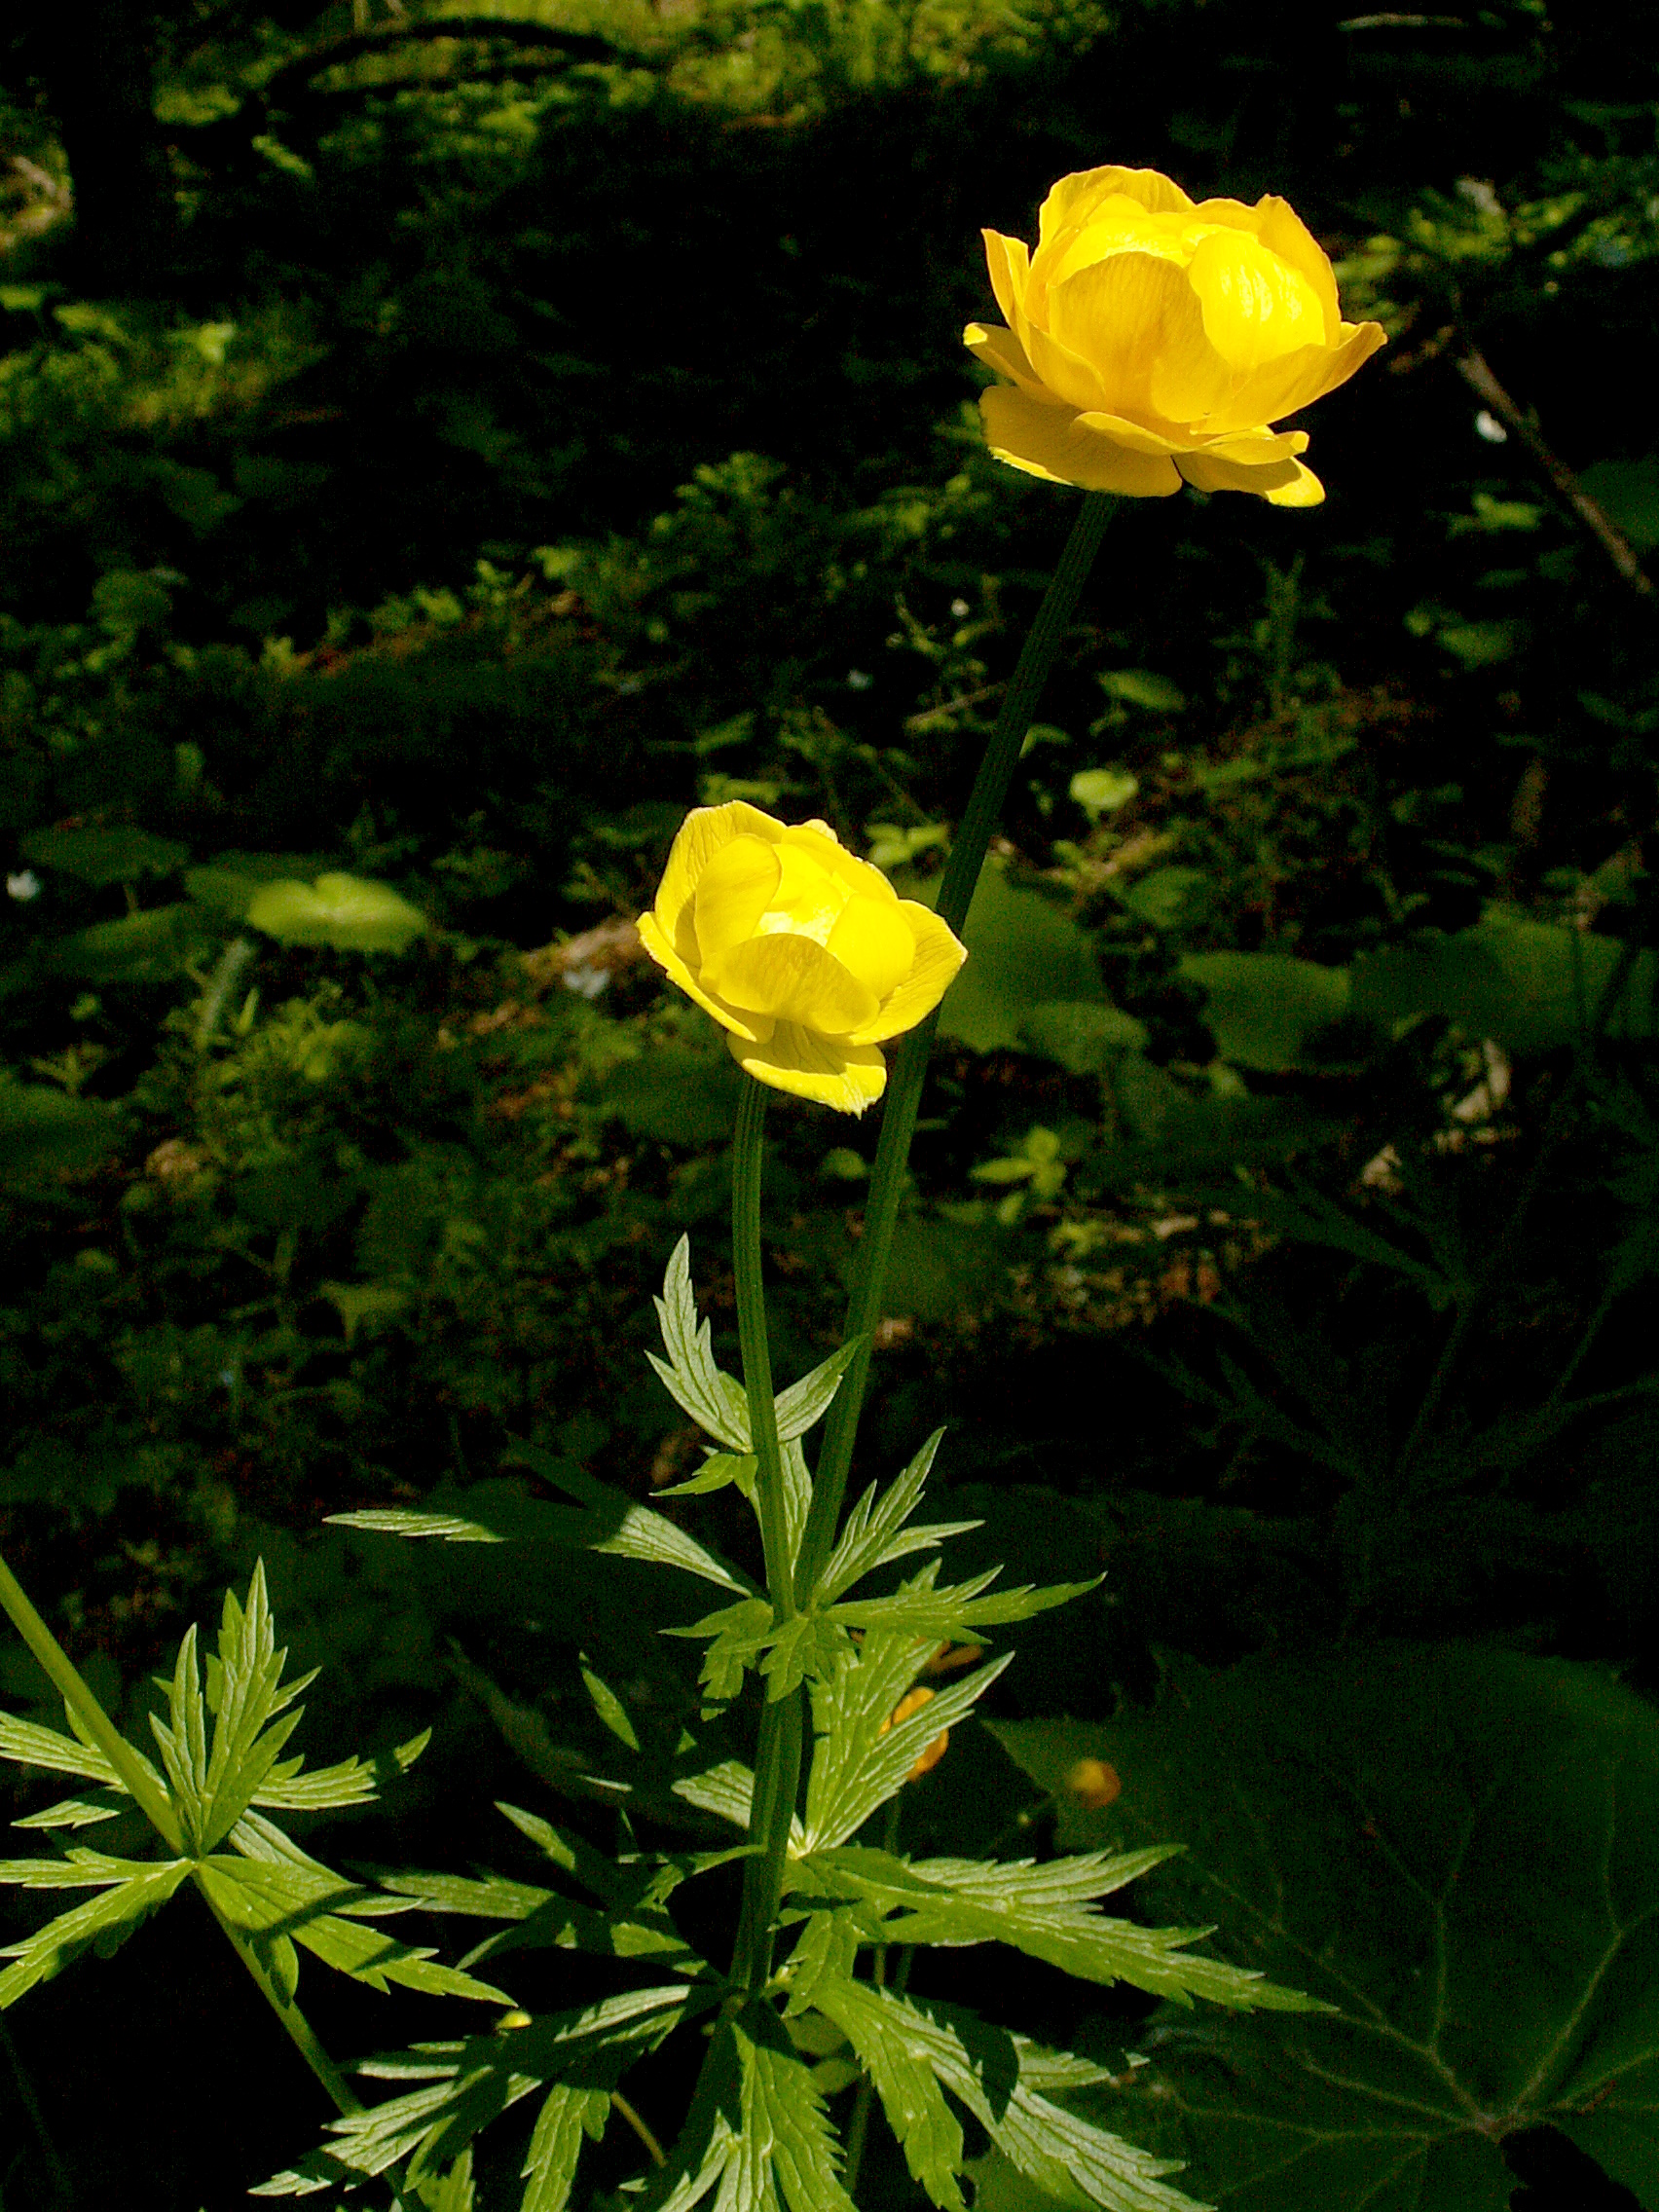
793;489;1116;1601
0;1547;362;2125
728;1074;808;1992
200;1902;364;2117
729;1689;804;1992
0;1548;182;1852
731;1075;795;1619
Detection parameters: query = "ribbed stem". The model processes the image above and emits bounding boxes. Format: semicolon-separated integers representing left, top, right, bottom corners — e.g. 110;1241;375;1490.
793;490;1116;1600
728;1075;806;1991
728;1690;804;1992
730;1076;795;1617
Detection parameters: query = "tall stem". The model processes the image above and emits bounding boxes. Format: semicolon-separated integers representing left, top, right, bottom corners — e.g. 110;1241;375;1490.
730;1076;795;1618
794;490;1116;1599
728;1075;805;1990
0;1550;182;1851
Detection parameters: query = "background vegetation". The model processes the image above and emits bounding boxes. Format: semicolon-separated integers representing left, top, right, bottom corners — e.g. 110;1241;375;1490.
2;0;1657;2204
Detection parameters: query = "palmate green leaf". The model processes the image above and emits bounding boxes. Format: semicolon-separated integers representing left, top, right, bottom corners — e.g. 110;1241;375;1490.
1007;1647;1659;2211
148;1564;321;1854
827;1557;1096;1643
647;2005;858;2212
647;1238;864;1461
808;1967;967;2210
813;1978;1205;2212
12;1790;126;1830
374;1804;705;1974
201;1850;510;2005
813;1431;985;1606
336;1460;755;1601
0;1855;191;2006
0;1711;131;1789
255;1984;697;2197
673;1595;777;1701
648;1235;752;1450
793;1847;1308;2013
801;1635;1014;1851
255;1729;431;1813
520;2083;611;2212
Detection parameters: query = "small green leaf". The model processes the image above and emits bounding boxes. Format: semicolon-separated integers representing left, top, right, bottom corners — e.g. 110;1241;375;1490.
828;1557;1096;1644
816;1981;1204;2212
0;1858;190;2007
21;826;189;887
1070;768;1140;823
774;1338;865;1443
521;2083;611;2212
246;872;427;953
580;1661;641;1751
815;1431;979;1606
646;1236;751;1449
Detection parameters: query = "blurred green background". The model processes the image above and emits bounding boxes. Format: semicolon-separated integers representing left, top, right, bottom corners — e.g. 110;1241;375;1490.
2;1;1658;2204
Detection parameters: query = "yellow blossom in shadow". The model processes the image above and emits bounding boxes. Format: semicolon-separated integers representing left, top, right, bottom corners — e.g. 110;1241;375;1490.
638;802;967;1115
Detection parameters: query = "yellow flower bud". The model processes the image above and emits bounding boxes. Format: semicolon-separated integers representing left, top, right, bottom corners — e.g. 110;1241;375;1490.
637;802;967;1115
1063;1756;1121;1811
965;165;1386;507
880;1684;950;1781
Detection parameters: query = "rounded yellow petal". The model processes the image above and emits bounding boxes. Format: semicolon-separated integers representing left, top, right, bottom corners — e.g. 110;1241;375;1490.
1262;460;1326;508
849;902;968;1046
1185;228;1327;375
1178;448;1325;505
1047;252;1229;425
713;934;879;1034
981;229;1031;335
978;386;1183;498
1037;165;1194;250
827;894;915;1002
965;320;1045;393
726;1023;887;1116
780;826;901;908
692;833;782;968
1024;319;1114;415
1251;194;1343;341
636;909;775;1043
653;801;786;965
765;841;846;944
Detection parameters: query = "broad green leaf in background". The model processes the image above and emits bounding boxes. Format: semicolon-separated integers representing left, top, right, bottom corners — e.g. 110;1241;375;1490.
1580;455;1659;554
246;872;427;953
1180;952;1352;1072
1351;907;1659;1051
0;1084;122;1187
20;826;189;886
936;864;1109;1053
49;903;213;985
995;1645;1659;2209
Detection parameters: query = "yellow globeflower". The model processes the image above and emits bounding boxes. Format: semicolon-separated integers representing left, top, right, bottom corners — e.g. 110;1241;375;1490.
638;802;967;1115
965;165;1386;507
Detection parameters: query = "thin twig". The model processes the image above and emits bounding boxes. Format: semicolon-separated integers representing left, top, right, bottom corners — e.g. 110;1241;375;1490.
1456;349;1655;602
